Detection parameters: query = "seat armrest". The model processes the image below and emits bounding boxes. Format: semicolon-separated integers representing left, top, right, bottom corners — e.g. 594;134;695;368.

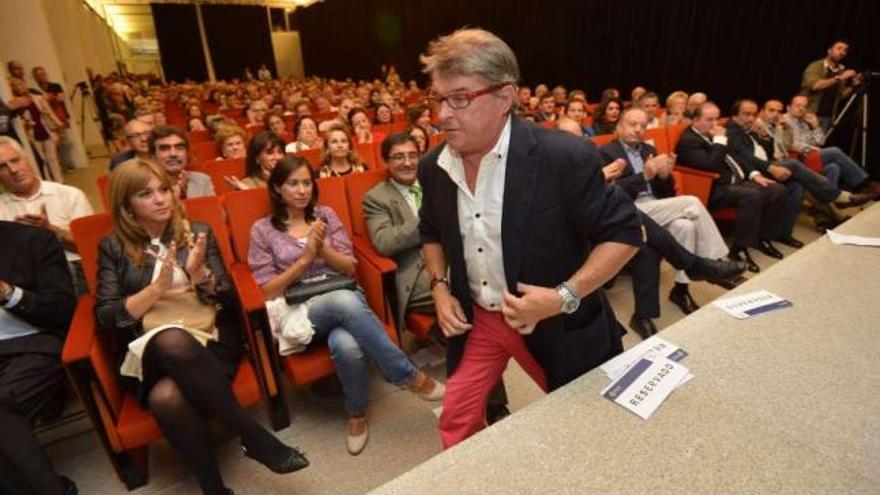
230;263;266;313
62;295;97;365
352;235;397;274
675;165;721;179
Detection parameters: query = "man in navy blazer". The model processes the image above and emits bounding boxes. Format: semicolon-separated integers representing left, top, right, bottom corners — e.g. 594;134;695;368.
417;29;642;448
675;101;788;272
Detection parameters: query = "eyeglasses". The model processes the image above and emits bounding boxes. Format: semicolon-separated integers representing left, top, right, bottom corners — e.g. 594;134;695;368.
388;152;420;163
425;83;509;110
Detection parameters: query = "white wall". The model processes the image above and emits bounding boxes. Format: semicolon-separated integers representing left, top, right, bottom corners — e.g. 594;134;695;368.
272;31;304;79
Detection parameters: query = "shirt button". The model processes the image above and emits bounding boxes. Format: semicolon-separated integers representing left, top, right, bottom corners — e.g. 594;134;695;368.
477;247;483;253
482;280;487;286
475;213;481;219
490;303;497;308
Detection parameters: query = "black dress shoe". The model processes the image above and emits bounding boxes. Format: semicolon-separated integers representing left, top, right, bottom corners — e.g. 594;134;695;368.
242;443;310;474
628;315;658;339
834;192;873;208
486;404;511;425
685;258;748;283
775;236;804;249
668;288;700;315
708;274;746;290
729;248;760;273
757;240;784;259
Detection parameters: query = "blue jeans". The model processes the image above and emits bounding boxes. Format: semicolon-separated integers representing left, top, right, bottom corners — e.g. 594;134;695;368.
777;159;840;203
306;289;417;414
820;147;868;190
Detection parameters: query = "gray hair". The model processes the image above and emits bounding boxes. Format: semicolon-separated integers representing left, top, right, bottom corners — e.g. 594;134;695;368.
0;136;27;159
420;28;519;85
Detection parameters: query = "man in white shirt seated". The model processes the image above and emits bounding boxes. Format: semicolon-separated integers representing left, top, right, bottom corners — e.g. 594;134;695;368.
0;137;93;296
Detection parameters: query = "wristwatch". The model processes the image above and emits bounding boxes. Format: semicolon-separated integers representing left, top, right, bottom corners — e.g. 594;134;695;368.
556;281;580;314
430;275;450;291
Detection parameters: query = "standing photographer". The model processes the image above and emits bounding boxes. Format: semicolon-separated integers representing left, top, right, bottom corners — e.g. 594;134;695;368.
801;39;864;130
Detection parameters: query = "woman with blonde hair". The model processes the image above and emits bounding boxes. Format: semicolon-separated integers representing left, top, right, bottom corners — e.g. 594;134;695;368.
664;91;690;126
214;124;247;160
96;159;307;494
318;124;367;178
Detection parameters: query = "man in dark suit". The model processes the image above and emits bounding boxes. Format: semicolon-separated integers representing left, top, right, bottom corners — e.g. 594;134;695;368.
0;221;77;494
597;108;744;334
418;29;642;448
675;101;788;273
363;133;511;424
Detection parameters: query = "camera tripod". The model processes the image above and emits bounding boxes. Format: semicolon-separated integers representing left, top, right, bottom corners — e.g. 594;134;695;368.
70;81;112;157
824;71;877;168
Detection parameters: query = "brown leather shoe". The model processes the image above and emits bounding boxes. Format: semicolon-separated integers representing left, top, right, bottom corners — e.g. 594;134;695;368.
407;371;445;401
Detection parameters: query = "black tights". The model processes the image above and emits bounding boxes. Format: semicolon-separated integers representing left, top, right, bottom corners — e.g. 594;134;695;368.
143;329;284;495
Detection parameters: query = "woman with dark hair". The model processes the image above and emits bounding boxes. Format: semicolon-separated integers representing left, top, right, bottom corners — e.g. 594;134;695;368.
225;131;284;190
405;104;437;135
285;116;322;154
372;103;393;126
368;89;381;108
349;107;385;145
248;156;444;455
406;125;429;154
263;110;291;143
97;159;308;494
593;97;623;135
317;124;367;178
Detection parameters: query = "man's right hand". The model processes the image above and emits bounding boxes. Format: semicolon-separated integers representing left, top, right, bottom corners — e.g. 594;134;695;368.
432;284;472;337
840;69;857;81
711;125;727;137
602;158;626;182
804;113;820;129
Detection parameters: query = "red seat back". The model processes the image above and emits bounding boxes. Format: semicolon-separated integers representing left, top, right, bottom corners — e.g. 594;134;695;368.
644;126;671;154
97;174;110;212
666;123;689;151
223;188;272;263
345;169;390;238
590;133;617;147
191;140;219;163
294;148;323;170
190;157;247;195
316;176;353;237
188;129;211;143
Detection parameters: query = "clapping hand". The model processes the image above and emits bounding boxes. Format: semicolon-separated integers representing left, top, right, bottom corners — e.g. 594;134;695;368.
602;158;627;182
185;232;208;281
152;241;177;294
304;219;327;259
223;175;248;191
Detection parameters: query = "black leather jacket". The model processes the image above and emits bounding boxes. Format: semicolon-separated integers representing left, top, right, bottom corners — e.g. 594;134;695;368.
94;221;242;369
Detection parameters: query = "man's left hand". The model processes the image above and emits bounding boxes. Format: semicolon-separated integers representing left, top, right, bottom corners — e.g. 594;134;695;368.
501;283;562;335
767;164;792;182
14;205;56;233
753;174;777;188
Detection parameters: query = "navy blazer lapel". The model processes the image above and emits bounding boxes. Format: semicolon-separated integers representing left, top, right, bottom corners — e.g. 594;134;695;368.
502;118;540;292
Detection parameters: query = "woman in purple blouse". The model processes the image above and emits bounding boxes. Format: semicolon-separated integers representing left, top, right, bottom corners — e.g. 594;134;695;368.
248;156;444;455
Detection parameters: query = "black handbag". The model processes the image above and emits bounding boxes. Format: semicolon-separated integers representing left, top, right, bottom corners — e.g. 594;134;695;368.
284;273;357;305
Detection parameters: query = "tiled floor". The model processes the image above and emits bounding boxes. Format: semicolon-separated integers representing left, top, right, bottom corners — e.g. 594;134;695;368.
45;152;841;494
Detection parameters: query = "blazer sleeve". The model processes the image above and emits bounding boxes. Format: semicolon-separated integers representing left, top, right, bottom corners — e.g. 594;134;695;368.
94;236;141;334
418;154;442;245
726;125;766;174
363;187;421;257
6;230;75;332
562;139;642;247
675;131;730;175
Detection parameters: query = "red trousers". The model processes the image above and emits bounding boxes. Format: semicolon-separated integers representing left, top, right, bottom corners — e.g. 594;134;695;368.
438;305;548;449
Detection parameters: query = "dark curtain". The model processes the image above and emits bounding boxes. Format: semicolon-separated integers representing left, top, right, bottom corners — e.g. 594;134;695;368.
151;4;208;83
201;4;277;81
294;0;880;172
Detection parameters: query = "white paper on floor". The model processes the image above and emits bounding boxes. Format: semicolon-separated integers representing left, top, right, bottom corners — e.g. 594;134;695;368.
410;344;447;368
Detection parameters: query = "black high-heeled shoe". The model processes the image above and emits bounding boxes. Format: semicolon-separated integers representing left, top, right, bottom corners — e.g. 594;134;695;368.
242;443;310;474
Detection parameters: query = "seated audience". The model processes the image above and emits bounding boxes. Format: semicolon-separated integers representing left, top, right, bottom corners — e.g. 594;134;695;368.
349;107;385;145
97;159;308;493
110;117;154;170
0;137;93;296
406;104;438;135
516;86;533;112
406;124;429;154
0;220;77;495
227;131;285;191
318;124;367;178
675;102;788;273
600;87;621;101
534;93;557;123
593;97;623;135
563;99;595;137
263;110;291;143
249;156;444;455
597;109;741;321
246;100;268;128
285;116;323;154
784;95;880;197
149;125;215;198
373;103;393;126
684;92;707;119
318;98;354;133
186;104;207;132
637;92;661;128
630;86;647;104
663;91;690;126
214;124;247;160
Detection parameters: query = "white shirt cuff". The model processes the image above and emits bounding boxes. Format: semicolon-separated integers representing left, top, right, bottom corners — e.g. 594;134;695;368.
748;171;761;180
712;135;728;146
3;287;23;309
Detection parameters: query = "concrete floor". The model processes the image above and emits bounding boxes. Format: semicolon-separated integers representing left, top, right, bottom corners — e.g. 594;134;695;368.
44;152;845;494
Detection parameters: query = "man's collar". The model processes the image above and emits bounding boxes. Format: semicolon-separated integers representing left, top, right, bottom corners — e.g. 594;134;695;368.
619;138;641;151
438;115;512;171
8;179;47;201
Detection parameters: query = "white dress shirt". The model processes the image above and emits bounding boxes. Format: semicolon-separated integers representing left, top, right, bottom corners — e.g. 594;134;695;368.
437;117;511;311
0;180;93;261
